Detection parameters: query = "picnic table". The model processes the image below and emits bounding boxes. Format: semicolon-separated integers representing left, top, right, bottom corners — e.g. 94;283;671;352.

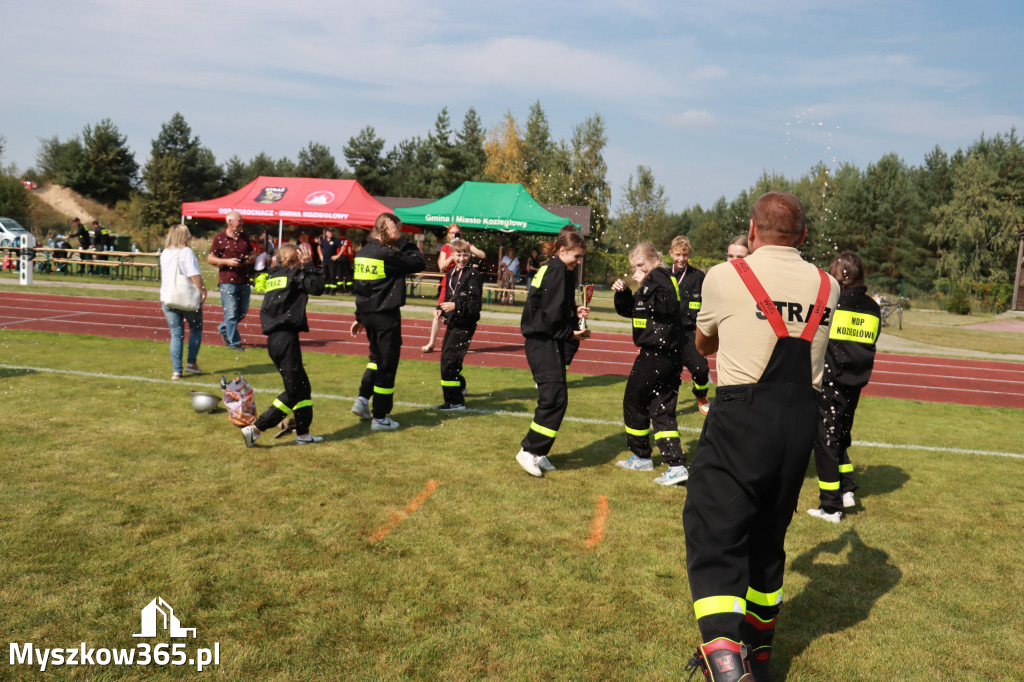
2;246;163;281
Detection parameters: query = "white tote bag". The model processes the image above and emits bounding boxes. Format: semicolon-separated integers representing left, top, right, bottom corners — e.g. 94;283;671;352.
162;249;202;311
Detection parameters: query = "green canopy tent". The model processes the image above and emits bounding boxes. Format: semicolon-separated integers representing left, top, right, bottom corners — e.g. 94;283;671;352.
394;181;580;284
394;181;577;235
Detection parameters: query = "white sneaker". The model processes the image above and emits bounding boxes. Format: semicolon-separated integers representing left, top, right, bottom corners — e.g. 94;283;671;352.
241;425;260;448
842;492;856;508
807;508;842;523
516;449;543;477
653;465;689;485
351;398;371;420
371;416;400;431
537;456;556;471
295;434;324;444
616;454;655;471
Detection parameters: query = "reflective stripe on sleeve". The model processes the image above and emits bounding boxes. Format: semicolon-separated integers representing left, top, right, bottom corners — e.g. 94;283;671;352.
273;398;293;416
373;386;395;395
366;362;378;371
654;430;680;440
440;380;461;387
818;478;841;491
293;400;312;411
531;265;548;289
625;425;651;437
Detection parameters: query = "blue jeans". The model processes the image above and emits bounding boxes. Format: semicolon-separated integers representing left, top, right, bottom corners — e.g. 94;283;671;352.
218;282;251;348
162;303;204;374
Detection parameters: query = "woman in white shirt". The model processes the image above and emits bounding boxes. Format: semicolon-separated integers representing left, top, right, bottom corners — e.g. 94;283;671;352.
159;224;208;379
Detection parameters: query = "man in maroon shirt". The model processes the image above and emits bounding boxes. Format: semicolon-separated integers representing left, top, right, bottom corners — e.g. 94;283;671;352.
207;211;255;349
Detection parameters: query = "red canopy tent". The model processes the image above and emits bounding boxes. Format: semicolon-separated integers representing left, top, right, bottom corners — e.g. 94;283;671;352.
181;176;418;233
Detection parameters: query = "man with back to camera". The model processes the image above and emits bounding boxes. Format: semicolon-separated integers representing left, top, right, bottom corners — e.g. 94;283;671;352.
682;192;839;682
207;211;255;350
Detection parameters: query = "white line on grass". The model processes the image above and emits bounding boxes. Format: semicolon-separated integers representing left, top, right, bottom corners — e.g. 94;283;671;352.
3;363;1023;461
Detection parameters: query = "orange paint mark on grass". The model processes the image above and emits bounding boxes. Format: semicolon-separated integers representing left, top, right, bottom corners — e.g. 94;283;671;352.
368;479;440;542
585;495;609;549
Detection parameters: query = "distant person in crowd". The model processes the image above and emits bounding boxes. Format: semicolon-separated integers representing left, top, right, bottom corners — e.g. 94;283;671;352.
240;243;326;448
320;228;342;295
515;229;590;478
90;220;111;272
726;234;749;260
349;213;426;431
253;242;272;273
669;236;712;416
611;242;689;485
499;246;521;304
336;229;356;293
207;211;255;351
159;224;207;380
683;191;838;681
435;239;483;411
70;218;91;274
808;252;881;523
525;248;541;278
422;223;485;353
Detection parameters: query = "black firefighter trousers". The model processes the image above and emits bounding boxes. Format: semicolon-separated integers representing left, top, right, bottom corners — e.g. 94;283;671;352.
521;336;568;457
623;348;686;465
254;330;313;435
683;381;817;644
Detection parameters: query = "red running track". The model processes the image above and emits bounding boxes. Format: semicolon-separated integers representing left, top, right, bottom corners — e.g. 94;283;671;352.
1;292;1022;409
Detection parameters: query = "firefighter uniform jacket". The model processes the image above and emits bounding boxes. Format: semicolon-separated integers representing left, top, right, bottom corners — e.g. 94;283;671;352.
353;237;426;318
442;265;483;327
520;257;578;341
259;263;325;335
613;267;684;353
824;286;881;389
671;264;705;330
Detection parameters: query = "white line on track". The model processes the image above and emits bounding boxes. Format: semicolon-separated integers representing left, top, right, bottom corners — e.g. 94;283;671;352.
3;362;1022;461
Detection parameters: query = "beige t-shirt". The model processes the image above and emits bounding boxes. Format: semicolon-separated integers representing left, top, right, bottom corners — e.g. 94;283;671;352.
697;245;840;390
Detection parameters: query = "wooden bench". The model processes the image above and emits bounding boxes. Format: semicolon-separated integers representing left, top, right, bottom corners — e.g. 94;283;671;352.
483;285;522;305
407;271;445;298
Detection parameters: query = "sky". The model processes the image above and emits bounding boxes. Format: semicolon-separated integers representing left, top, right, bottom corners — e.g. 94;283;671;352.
4;0;1024;212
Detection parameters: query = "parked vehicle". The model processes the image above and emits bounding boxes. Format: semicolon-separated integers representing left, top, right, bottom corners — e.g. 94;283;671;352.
0;217;36;248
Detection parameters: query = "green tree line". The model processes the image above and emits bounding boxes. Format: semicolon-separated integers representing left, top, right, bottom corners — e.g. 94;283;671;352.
2;111;1021;310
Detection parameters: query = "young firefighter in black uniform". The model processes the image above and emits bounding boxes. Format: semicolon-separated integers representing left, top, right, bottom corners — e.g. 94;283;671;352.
611;242;691;485
683;192;838;682
349;213;425;431
240;243;326;447
320;228;341;295
669;236;712;415
515;229;591;477
808;252;880;523
436;239;483;411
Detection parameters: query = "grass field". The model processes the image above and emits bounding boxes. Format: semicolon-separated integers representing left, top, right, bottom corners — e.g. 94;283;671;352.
1;326;1022;680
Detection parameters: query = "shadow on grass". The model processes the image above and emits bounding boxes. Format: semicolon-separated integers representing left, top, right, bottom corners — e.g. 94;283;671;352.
552;432;623;470
567;373;625;390
776;529;902;680
855;464;910;499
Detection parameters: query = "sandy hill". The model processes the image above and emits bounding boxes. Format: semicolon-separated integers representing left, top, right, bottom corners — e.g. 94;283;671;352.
33;184;96;223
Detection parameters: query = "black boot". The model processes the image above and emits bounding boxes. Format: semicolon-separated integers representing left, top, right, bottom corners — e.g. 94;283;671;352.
685;638;752;682
741;613;775;682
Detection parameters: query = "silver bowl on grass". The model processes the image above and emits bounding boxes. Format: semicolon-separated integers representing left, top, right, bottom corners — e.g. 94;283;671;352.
190;390;221;413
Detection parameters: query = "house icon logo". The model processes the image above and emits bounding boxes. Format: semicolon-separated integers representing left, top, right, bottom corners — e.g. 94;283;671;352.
132;597;197;638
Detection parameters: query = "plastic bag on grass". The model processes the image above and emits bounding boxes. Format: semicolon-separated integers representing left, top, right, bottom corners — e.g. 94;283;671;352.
221;376;256;427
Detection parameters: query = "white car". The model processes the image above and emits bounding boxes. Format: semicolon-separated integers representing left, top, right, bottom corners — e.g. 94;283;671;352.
0;217;36;248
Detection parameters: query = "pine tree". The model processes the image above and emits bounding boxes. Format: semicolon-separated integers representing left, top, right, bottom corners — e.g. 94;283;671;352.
344;126;389;195
78;118;139;205
295;142;341;179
